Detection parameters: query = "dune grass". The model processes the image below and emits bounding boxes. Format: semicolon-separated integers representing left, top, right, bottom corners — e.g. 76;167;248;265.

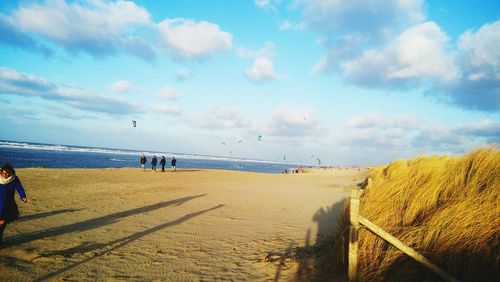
334;147;499;281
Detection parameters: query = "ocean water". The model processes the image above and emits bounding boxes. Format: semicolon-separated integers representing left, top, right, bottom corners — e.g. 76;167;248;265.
0;140;296;174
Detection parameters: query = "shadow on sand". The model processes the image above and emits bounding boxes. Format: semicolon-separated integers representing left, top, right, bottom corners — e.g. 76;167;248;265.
267;199;348;282
5;194;207;247
17;209;83;223
33;204;225;281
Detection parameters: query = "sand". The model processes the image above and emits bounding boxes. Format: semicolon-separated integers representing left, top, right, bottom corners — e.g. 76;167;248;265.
0;167;369;281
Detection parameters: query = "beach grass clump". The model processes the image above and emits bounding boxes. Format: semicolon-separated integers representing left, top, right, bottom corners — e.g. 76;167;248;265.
334;147;499;281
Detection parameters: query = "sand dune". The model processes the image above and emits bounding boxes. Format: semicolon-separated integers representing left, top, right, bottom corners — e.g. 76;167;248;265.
0;167;368;281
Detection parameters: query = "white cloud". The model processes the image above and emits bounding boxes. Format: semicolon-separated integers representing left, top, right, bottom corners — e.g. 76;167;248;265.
2;1;239;63
412;126;466;151
297;0;430;79
110;80;133;93
342;127;411;150
13;0;150;39
296;0;498;112
260;105;324;138
255;0;282;11
458;119;500;138
255;0;271;8
279;20;304;31
193;105;324;142
298;0;423;36
386;22;456;81
347;113;426;131
346;112;385;128
9;0;155;60
295;0;459;88
341;113;498;155
0;15;53;56
0;67;142;115
342;22;457;87
157;86;181;100
245;57;277;82
239;42;276;59
459;21;500;72
343;113;425;151
441;20;500;111
176;69;194;82
196;107;250;129
152;104;182;115
157;18;232;59
242;42;278;82
0;67;56;96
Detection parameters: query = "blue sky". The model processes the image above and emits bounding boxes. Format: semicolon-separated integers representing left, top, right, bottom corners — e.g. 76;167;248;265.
0;0;498;165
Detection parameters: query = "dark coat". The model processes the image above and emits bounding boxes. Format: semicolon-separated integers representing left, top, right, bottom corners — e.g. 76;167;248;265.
0;177;27;223
171;158;177;166
140;156;147;165
152;156;158;165
160;158;166;166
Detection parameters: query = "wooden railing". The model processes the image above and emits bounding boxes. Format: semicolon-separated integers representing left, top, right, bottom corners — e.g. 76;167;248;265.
348;186;459;282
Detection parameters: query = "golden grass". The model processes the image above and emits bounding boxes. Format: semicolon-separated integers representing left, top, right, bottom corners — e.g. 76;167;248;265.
334;147;499;281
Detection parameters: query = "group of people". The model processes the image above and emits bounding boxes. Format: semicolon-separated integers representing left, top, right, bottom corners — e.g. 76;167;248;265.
0;163;27;247
140;154;177;172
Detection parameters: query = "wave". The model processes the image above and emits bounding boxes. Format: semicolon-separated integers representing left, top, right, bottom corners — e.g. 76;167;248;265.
0;140;289;165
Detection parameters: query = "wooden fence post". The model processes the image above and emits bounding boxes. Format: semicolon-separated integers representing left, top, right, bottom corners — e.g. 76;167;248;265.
348;187;360;281
359;216;459;282
347;180;457;282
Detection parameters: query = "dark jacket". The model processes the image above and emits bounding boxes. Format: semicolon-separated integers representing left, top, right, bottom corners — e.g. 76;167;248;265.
160;157;166;166
140;156;147;165
0;177;27;223
152;156;158;165
171;158;177;166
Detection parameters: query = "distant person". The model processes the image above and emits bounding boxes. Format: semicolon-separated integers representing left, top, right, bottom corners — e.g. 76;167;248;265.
171;156;177;172
160;156;166;172
151;155;158;171
0;163;27;246
140;154;147;170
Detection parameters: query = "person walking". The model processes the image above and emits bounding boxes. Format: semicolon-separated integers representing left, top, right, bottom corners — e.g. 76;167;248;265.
0;163;27;246
171;156;177;172
151;155;158;171
140;154;147;171
160;156;166;172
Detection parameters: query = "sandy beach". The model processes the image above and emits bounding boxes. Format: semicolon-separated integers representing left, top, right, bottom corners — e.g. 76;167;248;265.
0;167;369;281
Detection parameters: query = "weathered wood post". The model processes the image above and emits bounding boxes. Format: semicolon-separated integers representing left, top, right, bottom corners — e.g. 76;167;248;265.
349;186;360;281
358;217;459;282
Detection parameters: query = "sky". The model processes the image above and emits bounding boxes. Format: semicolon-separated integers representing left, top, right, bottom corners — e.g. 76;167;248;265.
0;0;499;165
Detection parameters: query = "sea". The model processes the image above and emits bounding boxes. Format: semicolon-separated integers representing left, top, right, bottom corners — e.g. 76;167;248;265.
0;140;298;174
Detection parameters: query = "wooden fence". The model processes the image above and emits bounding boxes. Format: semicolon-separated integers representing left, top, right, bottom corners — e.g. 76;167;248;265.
348;186;459;282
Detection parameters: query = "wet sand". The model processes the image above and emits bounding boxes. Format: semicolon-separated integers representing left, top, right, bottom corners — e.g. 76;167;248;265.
0;167;369;281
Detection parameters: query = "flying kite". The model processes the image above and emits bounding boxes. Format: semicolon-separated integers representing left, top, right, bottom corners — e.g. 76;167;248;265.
316;158;321;165
257;134;263;141
238;140;243;143
221;142;226;145
131;120;136;127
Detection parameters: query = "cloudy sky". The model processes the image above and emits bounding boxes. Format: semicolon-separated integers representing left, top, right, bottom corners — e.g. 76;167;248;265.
0;0;499;165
